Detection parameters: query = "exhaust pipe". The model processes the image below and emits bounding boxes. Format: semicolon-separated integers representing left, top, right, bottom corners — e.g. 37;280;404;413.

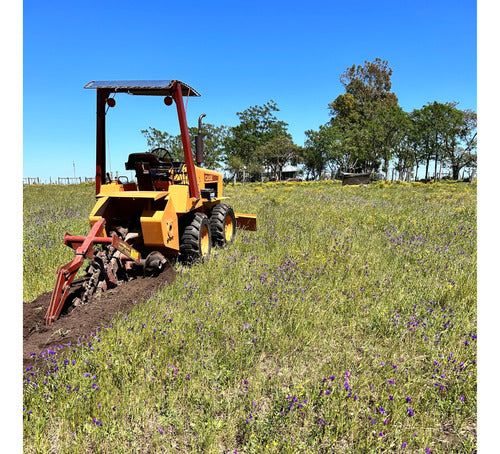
195;113;206;166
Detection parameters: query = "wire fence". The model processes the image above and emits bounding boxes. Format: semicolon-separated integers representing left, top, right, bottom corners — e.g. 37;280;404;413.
23;177;95;185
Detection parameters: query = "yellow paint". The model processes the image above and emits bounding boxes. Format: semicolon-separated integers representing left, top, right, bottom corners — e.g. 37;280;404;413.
140;197;179;250
88;196;109;236
200;223;210;255
195;166;223;197
168;185;191;213
98;190;169;201
98;181;137;194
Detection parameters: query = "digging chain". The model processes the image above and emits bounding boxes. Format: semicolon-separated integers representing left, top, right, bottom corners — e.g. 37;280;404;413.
80;227;130;305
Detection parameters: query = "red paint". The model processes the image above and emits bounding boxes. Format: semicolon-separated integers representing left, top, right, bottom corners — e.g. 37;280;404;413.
172;82;200;200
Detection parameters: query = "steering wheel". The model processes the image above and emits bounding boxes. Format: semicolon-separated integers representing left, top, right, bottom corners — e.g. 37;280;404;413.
150;147;173;163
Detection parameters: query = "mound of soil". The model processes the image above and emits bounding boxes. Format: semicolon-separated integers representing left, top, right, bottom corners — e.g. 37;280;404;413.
23;266;176;371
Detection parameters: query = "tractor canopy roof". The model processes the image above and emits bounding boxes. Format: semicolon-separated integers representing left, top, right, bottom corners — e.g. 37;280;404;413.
83;80;200;97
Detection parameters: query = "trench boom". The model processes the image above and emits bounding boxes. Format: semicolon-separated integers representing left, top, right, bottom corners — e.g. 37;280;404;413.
45;219;106;325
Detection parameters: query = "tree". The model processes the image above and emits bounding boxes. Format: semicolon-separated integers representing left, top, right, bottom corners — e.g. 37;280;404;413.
409;105;437;181
141;123;229;170
224;155;246;184
337;58;398;108
327;59;401;173
409;102;477;180
193;123;229;170
375;104;409;179
224;100;289;181
301;125;339;179
299;124;345;179
391;117;415;181
458;109;478;177
302;129;327;179
141;126;184;160
438;104;477;180
427;101;454;180
256;135;299;181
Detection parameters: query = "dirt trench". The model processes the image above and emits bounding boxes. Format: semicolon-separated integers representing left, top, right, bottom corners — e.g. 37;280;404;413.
23;266;176;371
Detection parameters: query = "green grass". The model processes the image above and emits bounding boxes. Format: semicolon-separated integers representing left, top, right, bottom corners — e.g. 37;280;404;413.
23;180;477;453
23;183;96;301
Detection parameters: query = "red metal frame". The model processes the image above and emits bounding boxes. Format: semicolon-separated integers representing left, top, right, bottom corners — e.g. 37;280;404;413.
93;82;200;199
45;218;141;325
172;81;200;200
45;218;106;324
95;89;111;195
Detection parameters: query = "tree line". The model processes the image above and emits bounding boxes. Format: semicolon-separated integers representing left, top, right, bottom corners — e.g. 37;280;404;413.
142;58;477;182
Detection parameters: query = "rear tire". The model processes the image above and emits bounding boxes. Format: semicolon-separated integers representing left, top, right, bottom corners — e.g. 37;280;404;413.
210;203;236;247
180;212;212;262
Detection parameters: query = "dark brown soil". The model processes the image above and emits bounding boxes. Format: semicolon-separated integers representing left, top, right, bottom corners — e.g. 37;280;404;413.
23;266;176;371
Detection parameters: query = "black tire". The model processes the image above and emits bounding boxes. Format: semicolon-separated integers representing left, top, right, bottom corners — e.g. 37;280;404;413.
210;203;236;247
180;212;212;262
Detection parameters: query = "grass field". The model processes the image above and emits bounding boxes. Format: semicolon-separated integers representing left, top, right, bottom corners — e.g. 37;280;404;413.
23;180;477;453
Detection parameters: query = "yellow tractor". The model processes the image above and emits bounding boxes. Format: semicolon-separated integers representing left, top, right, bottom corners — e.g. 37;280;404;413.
45;80;256;325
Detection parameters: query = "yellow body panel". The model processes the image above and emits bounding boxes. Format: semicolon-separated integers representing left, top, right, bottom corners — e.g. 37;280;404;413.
98;181;137;194
168;185;191;213
140;196;179;250
89;197;109;236
195;166;223;197
88;190;182;252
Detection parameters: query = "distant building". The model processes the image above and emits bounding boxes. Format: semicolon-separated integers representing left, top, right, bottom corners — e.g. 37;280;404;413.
260;165;300;181
280;165;300;180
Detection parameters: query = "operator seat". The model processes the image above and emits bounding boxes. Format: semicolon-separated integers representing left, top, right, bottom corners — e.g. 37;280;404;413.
125;153;175;190
125;153;161;191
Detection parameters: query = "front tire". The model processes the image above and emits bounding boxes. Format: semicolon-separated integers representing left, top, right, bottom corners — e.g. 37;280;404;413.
180;212;212;262
210;203;236;247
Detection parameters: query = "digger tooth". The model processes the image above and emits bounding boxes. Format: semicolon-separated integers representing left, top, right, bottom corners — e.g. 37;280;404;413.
82;268;99;304
80;241;125;305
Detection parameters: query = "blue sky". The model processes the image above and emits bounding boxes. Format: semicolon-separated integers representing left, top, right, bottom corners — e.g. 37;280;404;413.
21;0;477;181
